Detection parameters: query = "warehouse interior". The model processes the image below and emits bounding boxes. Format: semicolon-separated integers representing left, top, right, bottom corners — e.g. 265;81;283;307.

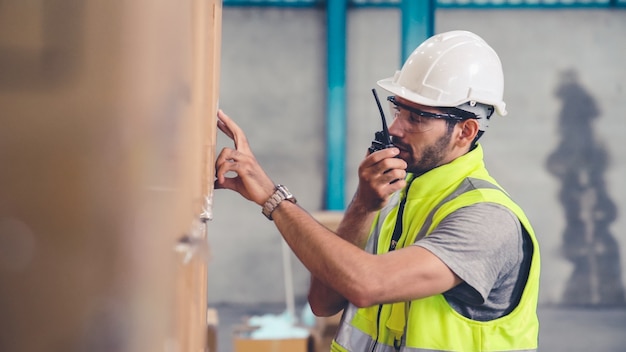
1;1;625;351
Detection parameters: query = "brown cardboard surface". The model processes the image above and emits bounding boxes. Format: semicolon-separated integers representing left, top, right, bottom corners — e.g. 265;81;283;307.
0;1;222;351
207;308;219;352
233;336;313;352
310;211;345;232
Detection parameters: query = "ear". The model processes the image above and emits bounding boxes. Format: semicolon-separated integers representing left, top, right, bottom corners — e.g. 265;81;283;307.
456;119;480;147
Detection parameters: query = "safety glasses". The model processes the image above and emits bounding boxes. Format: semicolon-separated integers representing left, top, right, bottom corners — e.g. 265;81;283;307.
387;96;476;133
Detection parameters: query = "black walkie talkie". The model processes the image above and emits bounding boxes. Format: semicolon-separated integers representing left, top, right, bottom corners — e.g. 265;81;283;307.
368;88;395;154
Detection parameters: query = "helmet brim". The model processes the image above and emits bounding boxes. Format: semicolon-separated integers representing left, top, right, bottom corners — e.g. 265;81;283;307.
376;78;508;116
377;77;454;109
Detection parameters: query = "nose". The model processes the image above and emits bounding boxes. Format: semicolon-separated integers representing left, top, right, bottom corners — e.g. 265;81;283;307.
388;115;403;137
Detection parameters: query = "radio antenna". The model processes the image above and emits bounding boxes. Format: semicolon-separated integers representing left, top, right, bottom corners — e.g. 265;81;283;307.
372;88;391;143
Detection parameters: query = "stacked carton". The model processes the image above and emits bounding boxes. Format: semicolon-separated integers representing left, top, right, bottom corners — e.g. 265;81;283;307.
311;312;343;352
232;322;314;352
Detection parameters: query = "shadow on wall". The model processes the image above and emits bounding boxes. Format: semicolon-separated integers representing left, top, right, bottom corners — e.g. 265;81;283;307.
546;70;625;306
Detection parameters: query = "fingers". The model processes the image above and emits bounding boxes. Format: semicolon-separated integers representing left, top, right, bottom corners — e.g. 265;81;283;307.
364;148;401;167
214;147;235;186
213;147;237;189
217;110;251;154
217;118;233;140
215;110;254;188
361;149;407;180
214;172;239;192
353;148;408;211
353;175;405;212
382;167;407;184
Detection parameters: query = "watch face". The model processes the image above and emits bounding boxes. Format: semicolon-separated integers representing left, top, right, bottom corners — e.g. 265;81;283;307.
278;185;296;203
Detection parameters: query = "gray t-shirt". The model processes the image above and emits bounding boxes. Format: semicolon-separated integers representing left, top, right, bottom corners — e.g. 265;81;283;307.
415;202;532;321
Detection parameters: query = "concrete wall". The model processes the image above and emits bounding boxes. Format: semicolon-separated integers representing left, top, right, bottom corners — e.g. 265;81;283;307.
208;7;626;306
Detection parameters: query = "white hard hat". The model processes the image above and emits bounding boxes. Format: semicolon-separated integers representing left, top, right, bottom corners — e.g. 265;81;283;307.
377;30;507;116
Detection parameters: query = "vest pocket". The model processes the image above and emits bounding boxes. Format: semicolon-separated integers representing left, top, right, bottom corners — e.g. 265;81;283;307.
385;302;406;345
351;305;378;332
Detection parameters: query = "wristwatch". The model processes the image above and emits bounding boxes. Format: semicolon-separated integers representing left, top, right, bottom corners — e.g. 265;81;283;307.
262;184;297;220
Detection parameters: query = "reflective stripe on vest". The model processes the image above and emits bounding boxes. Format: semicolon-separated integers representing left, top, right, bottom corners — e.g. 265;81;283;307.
414;177;502;243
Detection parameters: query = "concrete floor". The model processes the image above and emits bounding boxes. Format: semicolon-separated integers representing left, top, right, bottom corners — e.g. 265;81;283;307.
212;302;626;352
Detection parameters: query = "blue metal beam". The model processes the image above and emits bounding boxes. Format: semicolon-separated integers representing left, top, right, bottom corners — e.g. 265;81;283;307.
222;0;624;8
401;0;435;63
326;0;347;210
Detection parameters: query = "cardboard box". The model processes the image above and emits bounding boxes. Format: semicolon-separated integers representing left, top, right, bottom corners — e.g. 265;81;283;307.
206;308;219;352
311;211;345;232
233;324;314;352
233;336;313;352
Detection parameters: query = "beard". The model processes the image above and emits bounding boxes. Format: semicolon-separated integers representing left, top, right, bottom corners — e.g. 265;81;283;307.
394;126;455;176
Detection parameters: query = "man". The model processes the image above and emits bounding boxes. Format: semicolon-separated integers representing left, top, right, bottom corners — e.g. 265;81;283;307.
215;30;540;351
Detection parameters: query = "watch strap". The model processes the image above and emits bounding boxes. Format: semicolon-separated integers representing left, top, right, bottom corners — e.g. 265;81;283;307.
262;184;297;220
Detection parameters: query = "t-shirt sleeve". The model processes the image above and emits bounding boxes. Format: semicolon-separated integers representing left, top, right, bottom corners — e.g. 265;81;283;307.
414;202;521;304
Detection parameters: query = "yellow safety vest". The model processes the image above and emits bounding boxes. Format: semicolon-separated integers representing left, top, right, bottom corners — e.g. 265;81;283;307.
331;145;540;352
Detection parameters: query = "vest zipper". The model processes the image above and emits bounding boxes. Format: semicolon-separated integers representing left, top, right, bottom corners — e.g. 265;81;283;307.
370;304;383;352
372;177;414;352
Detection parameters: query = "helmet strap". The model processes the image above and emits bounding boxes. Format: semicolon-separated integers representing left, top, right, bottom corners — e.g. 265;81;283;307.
471;130;485;150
